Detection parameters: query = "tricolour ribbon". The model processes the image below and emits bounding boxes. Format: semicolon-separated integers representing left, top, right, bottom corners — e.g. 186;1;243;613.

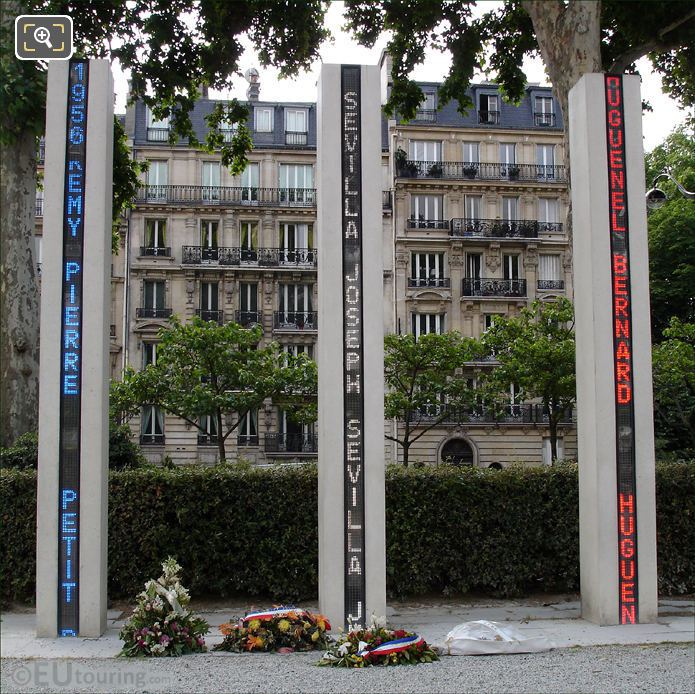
241;606;306;623
358;634;424;657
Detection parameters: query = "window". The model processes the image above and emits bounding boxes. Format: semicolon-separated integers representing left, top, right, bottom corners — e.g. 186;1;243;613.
408;140;442;162
240;163;259;202
499;143;516;166
410;194;444;227
411;313;445;338
146;160;168;200
279;410;315;451
202;161;221;201
279;164;314;203
534;96;554;126
462;142;479;164
501;196;519;222
279;223;314;263
143;280;165;312
146;107;169;141
466;253;482;279
200;220;219;261
35;189;44;217
240;221;258;262
199;282;219;321
411;252;445;287
143;342;158;368
278;284;314;328
538;254;563;290
144;219;167;255
34;235;43;276
416;92;437;120
503;254;520;280
483;314;501;332
538;198;559;225
238;411;258;446
254;107;273;132
219;119;237;142
198;415;218;445
283;343;314;359
479;94;499;124
141;405;164;444
464;195;482;220
542;436;564;466
285;108;308;144
537;145;556;180
237;283;259;326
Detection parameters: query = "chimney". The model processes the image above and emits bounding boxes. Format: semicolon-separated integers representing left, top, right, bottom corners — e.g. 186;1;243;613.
245;67;260;101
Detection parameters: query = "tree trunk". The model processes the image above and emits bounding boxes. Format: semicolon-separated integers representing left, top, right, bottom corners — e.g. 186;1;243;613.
402;441;410;468
0;129;40;446
549;412;560;464
216;410;226;462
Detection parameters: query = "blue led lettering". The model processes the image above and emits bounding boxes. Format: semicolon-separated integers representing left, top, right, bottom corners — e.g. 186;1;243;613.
61;489;77;509
64;329;79;349
67;195;82;215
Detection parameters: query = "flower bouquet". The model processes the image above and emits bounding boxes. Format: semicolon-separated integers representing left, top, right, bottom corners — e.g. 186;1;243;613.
119;557;209;657
215;606;331;653
318;616;439;667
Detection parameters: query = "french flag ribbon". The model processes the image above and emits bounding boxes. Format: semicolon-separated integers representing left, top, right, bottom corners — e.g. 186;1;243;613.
241;607;306;623
358;634;424;657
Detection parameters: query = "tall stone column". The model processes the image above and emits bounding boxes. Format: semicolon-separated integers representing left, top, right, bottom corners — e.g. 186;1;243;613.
317;64;386;629
569;73;657;625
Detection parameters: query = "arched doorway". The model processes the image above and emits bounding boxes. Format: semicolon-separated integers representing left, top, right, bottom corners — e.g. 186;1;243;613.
440;438;474;466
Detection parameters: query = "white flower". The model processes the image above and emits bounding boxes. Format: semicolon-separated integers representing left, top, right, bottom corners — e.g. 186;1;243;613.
151;643;165;654
357;641;368;653
338;642;351;656
371;614;387;629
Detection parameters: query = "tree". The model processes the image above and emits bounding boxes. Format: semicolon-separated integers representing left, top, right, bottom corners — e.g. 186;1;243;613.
0;0;331;445
481;298;576;463
652;318;695;459
384;331;479;467
124;317;317;462
645;126;695;341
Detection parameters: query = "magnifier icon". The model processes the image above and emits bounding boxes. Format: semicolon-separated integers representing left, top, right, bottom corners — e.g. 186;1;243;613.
34;26;53;49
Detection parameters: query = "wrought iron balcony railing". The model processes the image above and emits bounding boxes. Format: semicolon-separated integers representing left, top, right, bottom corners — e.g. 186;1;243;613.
136;307;173;319
414;109;437;122
273;311;318;331
408;278;451;288
450;218;563;239
285;131;308;146
537;280;565;290
147;127;170;142
407;403;573;425
234;310;262;327
534;112;556;126
478;110;500;125
398;160;566;182
238;434;259;447
140;433;165;445
181;246;317;267
136;185;317;207
264;432;318;454
462;278;527;298
197;434;218;445
35;199;44;217
195;309;224;324
407;218;450;230
140;246;171;257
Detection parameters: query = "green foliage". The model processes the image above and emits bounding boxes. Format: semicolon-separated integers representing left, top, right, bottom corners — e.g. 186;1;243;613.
119;557;209;657
125;317;317;461
384;332;480;467
481;299;576;462
645;126;695;340
0;432;38;469
652;318;695;459
2;462;693;604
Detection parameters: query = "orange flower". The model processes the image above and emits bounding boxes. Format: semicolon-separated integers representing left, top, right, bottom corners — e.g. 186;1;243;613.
245;634;265;651
219;622;235;636
315;614;331;631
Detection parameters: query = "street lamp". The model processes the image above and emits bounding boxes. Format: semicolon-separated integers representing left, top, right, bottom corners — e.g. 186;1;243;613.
645;169;695;209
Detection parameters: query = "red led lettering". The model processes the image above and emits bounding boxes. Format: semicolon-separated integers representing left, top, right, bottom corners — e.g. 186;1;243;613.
606;77;621;104
616;362;630;382
615;297;629;318
608;108;622;128
610;149;623;169
617;383;632;404
620;538;634;558
616;339;631;361
609;128;623;149
620;559;635;580
615;319;630;338
614;276;628;296
613;255;628;275
621;582;635;603
619;494;634;514
620;514;634;535
621;605;636;624
611;190;625;211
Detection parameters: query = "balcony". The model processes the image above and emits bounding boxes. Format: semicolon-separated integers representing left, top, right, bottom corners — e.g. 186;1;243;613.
397;160;566;183
140;246;171;257
273;311;318;331
534;112;556;127
147;127;170;142
414;109;437;122
478;110;500;125
265;433;318;454
195;309;224;324
285;131;308;146
182;246;317;268
407;218;450;230
234;310;262;327
35;199;43;217
238;434;259;447
407;403;573;425
408;278;451;289
383;190;392;210
140;434;165;445
136;307;173;319
37;137;45;164
136;185;317;207
197;434;218;446
450;218;563;239
462;278;527;298
537;279;565;291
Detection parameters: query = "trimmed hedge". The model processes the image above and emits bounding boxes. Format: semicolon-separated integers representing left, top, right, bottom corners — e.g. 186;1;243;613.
1;462;693;604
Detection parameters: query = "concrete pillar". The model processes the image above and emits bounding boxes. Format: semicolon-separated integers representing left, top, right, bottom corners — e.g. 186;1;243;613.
317;64;386;630
569;74;657;625
37;59;113;637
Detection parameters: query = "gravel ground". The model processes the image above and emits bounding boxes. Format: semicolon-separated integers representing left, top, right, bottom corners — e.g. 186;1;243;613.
2;644;693;694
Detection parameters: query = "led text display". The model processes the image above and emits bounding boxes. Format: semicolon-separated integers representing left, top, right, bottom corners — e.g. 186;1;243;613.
604;74;639;624
58;58;89;636
341;66;366;628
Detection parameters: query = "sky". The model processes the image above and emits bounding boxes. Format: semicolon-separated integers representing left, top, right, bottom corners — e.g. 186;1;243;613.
113;1;689;152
